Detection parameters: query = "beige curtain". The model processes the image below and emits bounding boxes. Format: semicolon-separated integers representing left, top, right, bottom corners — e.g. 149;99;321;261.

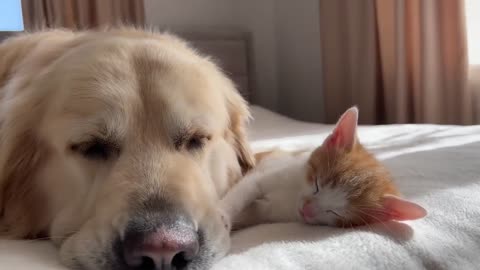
320;0;471;124
21;0;144;30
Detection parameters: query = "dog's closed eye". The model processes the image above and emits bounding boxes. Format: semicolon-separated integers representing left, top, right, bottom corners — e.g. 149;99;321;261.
186;135;205;150
174;132;211;152
70;138;120;160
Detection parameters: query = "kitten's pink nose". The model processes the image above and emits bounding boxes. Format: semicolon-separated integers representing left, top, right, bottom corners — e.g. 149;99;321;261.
300;202;315;219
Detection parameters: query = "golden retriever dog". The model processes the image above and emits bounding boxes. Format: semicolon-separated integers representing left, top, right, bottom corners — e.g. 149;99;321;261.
0;28;254;270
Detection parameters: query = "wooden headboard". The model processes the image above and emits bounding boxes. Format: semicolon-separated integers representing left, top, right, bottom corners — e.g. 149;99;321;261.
178;30;253;101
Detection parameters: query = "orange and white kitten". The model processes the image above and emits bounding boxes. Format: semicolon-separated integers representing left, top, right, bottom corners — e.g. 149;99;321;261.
221;107;427;229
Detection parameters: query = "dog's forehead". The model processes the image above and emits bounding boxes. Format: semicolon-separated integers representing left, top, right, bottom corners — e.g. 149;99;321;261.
58;39;229;135
131;47;229;131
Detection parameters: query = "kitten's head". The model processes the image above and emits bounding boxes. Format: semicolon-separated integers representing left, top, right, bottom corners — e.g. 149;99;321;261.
298;107;426;227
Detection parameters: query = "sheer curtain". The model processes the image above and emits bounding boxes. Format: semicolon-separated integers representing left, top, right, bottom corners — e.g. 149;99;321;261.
319;0;473;124
466;0;480;122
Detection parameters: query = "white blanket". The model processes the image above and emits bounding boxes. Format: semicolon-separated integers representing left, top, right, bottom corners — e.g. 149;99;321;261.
2;106;480;269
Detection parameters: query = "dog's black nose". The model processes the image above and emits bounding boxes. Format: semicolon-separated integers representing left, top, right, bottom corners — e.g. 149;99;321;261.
120;210;199;270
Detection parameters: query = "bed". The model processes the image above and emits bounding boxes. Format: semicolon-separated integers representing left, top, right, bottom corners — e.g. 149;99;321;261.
1;31;480;269
2;105;480;269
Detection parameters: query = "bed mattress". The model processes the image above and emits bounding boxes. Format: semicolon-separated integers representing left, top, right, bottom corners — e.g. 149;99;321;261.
2;106;480;269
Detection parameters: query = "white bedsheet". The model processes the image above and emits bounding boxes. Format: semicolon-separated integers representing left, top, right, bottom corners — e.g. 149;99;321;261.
2;106;480;269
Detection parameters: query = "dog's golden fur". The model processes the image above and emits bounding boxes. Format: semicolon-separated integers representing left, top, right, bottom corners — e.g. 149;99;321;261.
0;28;254;269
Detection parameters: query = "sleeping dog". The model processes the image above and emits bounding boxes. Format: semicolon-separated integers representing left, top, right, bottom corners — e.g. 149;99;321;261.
0;28;254;270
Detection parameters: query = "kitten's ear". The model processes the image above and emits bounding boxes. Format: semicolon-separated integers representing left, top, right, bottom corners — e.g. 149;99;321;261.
377;194;427;221
323;106;358;151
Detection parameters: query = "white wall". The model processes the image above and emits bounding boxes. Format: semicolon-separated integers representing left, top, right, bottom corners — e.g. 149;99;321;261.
144;0;278;111
274;0;324;122
144;0;325;122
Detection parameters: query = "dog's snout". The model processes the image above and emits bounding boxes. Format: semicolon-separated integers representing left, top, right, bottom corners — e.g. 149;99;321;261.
119;207;199;270
123;227;199;270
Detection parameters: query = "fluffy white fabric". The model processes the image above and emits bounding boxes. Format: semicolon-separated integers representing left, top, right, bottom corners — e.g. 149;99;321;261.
2;106;480;269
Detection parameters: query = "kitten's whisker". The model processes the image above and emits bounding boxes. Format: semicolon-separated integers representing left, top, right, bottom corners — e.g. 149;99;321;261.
353;205;390;213
326;210;343;219
358;207;391;215
356;210;396;236
356;209;383;224
352;211;373;232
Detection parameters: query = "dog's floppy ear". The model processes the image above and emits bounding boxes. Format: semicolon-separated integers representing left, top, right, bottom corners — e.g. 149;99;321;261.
0;32;52;238
225;89;255;175
0;129;49;238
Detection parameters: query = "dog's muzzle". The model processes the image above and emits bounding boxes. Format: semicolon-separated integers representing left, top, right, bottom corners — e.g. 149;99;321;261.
115;201;200;270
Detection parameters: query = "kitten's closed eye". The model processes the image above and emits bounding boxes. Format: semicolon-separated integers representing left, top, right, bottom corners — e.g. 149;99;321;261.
313;177;320;194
